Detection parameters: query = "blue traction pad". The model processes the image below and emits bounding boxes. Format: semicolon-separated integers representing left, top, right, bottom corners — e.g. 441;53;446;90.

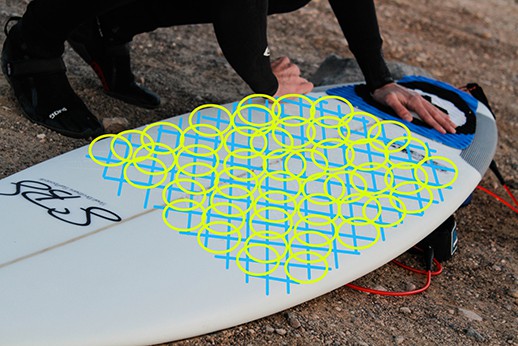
326;75;478;150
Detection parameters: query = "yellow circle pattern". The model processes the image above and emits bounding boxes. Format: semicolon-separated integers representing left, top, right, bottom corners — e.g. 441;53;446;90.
88;94;458;285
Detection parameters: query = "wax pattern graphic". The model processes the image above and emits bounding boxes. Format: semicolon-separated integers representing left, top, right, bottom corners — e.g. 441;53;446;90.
88;94;457;295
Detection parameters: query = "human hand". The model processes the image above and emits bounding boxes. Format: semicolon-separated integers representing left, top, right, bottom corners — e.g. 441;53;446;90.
271;56;313;97
372;83;457;134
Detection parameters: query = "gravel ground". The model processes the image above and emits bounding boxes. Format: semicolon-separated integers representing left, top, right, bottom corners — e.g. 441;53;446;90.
1;0;516;345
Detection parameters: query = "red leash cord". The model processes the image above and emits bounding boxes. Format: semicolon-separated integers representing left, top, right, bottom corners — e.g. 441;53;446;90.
346;255;443;296
476;185;518;214
477;160;518;214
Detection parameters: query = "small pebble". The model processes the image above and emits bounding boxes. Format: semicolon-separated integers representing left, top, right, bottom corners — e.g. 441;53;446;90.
406;283;417;291
480;31;492;40
275;328;287;336
458;308;483;321
286;313;301;329
265;325;275;333
395;336;405;345
102;117;130;134
399;307;412;315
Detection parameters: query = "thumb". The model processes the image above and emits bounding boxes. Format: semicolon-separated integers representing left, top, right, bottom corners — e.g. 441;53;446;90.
383;94;413;122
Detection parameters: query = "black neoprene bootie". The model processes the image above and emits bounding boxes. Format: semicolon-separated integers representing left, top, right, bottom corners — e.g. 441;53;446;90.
1;17;104;139
67;19;160;109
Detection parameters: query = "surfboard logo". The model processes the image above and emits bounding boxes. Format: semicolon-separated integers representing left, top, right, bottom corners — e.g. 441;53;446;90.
0;180;122;226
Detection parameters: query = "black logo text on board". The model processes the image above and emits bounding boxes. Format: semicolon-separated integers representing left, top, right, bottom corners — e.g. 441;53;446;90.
0;180;121;226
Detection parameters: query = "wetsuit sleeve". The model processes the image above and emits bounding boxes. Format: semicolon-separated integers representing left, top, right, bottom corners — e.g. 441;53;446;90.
213;0;279;95
328;0;394;92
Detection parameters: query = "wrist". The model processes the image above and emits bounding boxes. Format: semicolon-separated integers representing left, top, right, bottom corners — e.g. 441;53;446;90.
371;81;396;96
369;77;395;94
352;49;394;93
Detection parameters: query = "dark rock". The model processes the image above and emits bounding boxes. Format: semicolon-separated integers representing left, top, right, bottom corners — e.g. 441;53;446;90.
285;312;302;329
310;55;364;86
310;54;434;87
464;326;485;342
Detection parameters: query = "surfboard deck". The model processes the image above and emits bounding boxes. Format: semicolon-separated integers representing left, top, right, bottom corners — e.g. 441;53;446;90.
0;76;497;346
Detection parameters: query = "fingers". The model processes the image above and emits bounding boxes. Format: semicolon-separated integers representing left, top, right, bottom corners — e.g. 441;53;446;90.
384;93;413;122
271;56;289;69
405;93;457;134
273;74;313;97
299;78;314;94
271;56;301;77
271;56;313;96
424;100;457;133
372;83;458;134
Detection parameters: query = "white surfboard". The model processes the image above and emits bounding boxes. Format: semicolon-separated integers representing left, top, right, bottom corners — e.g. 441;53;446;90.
0;76;497;346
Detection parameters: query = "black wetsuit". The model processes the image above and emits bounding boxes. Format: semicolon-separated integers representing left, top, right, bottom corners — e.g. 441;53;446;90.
20;0;393;95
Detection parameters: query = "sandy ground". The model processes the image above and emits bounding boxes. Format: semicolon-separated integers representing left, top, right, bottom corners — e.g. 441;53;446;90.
1;0;517;345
